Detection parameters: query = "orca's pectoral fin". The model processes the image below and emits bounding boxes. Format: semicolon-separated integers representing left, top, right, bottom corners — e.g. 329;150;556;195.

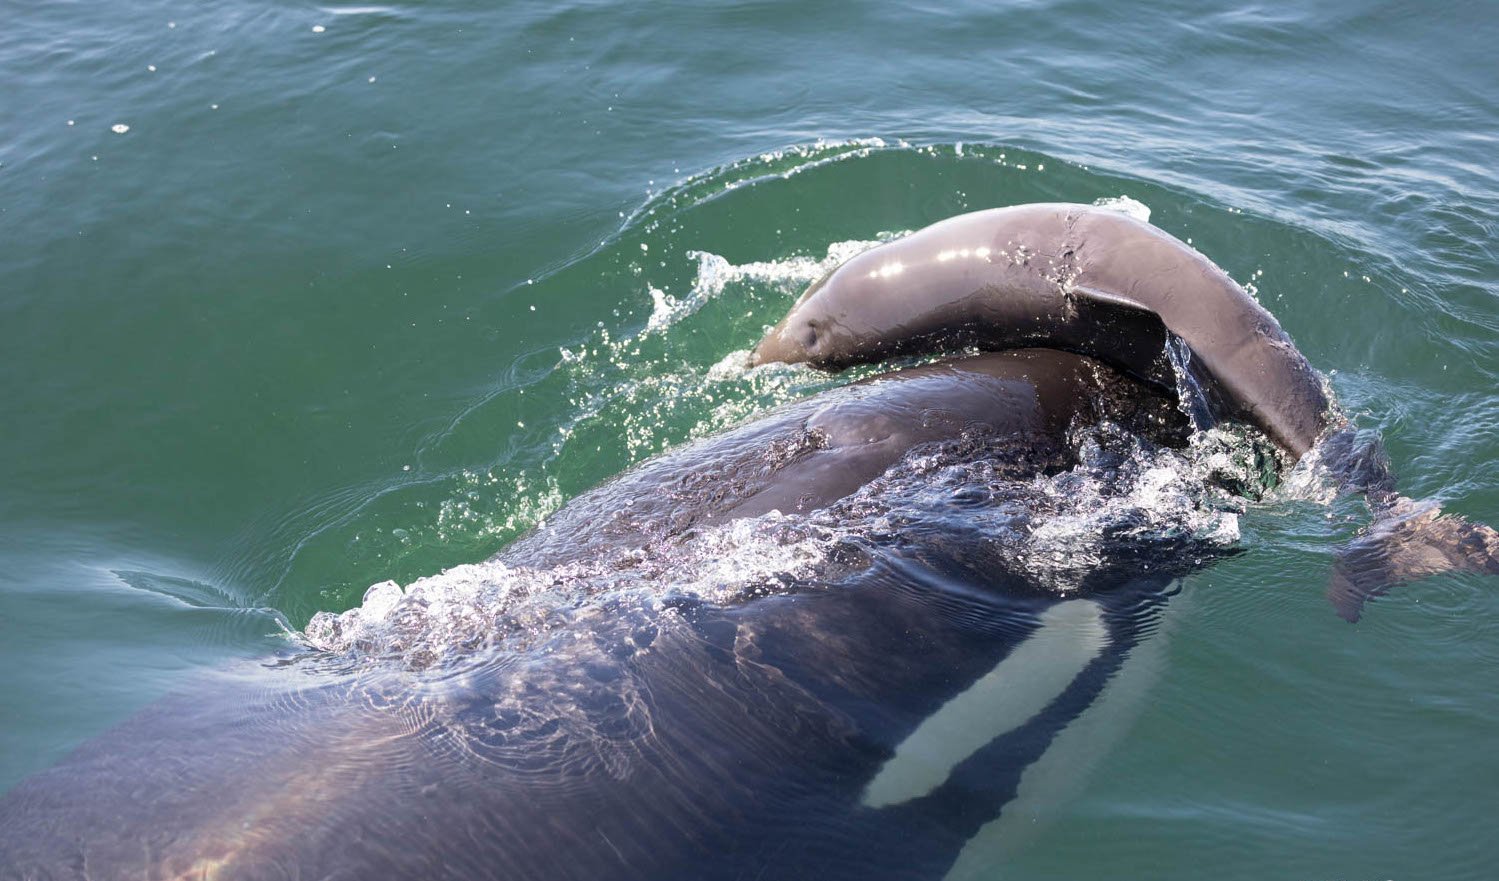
1328;497;1499;622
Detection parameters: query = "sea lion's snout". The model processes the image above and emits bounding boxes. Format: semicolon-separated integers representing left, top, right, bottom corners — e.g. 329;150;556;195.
752;317;820;366
753;264;846;366
750;320;792;365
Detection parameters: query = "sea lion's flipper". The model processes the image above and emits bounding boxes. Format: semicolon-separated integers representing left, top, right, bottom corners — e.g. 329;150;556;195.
1314;428;1399;500
1328;498;1499;622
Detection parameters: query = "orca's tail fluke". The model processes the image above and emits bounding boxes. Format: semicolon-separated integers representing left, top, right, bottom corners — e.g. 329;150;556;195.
1329;497;1499;622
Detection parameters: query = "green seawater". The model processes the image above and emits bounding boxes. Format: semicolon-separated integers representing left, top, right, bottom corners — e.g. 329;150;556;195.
2;1;1496;878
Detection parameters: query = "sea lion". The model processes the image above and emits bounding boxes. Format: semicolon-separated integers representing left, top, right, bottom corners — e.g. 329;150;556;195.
752;203;1329;456
752;204;1499;619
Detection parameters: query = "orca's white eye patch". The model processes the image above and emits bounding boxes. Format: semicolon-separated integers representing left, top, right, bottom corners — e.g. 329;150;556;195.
862;599;1108;809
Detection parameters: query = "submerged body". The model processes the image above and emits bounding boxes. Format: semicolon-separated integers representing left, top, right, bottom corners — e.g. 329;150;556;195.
0;566;1174;881
0;352;1200;880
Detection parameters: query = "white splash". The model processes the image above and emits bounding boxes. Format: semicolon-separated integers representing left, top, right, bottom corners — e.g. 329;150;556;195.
1091;195;1151;223
303;511;834;664
303;412;1265;669
320;6;400;15
705;349;753;382
643;238;886;335
1011;438;1243;586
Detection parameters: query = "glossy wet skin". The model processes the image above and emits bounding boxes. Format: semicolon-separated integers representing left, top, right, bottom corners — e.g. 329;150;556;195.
753;204;1331;456
0;352;1188;880
496;349;1187;569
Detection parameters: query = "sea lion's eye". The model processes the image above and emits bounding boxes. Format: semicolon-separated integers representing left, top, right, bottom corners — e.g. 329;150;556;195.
799;323;819;350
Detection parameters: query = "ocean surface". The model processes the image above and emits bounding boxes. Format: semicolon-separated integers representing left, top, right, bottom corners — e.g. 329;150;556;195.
2;1;1496;878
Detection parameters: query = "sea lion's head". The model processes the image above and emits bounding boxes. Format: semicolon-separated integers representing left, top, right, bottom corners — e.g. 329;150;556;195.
751;214;1025;370
751;242;931;369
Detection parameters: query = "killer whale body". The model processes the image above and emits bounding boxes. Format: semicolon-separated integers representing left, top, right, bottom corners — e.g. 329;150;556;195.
7;201;1492;876
495;349;1188;569
0;351;1200;879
